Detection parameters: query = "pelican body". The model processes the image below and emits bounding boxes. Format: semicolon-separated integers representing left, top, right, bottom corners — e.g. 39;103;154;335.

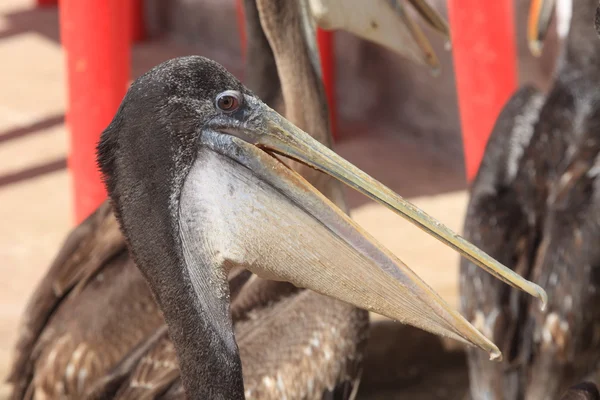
460;0;600;398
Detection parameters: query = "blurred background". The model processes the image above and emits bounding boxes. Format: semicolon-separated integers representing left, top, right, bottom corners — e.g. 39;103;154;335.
0;0;562;398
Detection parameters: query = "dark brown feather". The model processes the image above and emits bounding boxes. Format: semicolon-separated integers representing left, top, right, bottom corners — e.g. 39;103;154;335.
8;201;127;399
460;2;600;397
86;286;367;400
460;85;545;399
26;251;163;399
560;382;600;400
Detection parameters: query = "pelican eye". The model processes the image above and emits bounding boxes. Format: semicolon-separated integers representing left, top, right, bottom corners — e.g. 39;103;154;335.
215;90;242;113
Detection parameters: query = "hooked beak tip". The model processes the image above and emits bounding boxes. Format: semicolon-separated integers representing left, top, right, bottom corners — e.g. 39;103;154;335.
538;288;548;311
527;0;555;57
490;350;503;362
528;40;543;57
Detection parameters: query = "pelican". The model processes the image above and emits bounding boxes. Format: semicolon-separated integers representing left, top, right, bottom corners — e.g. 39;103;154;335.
460;0;600;398
8;1;543;399
93;54;543;398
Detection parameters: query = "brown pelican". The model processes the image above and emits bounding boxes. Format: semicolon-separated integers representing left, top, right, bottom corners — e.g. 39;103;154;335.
460;0;600;398
94;56;544;398
8;1;543;399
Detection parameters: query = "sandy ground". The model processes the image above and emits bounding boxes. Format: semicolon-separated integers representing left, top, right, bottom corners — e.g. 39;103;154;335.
0;1;473;398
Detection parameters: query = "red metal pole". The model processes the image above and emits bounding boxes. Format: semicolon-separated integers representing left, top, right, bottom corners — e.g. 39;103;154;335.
59;0;131;223
129;0;146;43
236;0;247;60
37;0;57;6
235;1;336;140
317;29;336;140
448;0;517;181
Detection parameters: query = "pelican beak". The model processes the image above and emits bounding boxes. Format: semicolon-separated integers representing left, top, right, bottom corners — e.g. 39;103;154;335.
528;0;556;56
308;0;448;72
206;97;547;361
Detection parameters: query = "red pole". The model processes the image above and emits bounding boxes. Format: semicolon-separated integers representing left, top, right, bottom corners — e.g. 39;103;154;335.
129;0;146;43
448;0;517;181
37;0;57;6
236;0;247;60
317;29;336;140
235;1;336;140
59;0;131;223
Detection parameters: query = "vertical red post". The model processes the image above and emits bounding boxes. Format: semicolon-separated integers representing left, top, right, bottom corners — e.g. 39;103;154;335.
235;2;337;140
448;0;517;181
59;0;131;223
129;0;146;43
317;29;336;140
236;0;247;60
37;0;57;6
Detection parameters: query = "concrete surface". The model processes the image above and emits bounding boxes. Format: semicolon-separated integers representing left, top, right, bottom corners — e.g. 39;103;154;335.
0;0;555;398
